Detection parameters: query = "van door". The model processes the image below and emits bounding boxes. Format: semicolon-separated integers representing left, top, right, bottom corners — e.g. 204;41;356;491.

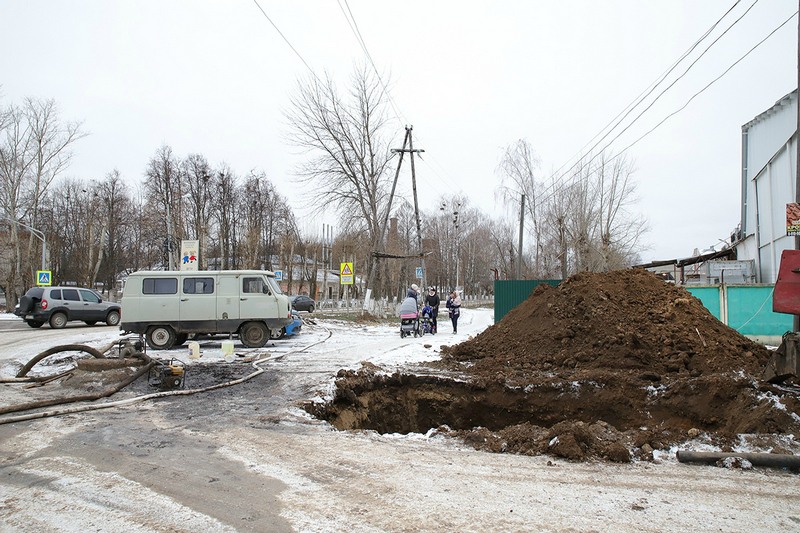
179;276;216;328
216;274;239;325
239;275;278;320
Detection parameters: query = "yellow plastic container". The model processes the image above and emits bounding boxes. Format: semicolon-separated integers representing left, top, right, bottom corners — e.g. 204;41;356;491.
221;340;235;361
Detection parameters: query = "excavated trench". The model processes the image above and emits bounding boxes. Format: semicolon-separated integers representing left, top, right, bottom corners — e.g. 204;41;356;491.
308;372;654;434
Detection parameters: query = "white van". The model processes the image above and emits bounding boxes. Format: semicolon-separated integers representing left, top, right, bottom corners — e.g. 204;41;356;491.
120;270;292;350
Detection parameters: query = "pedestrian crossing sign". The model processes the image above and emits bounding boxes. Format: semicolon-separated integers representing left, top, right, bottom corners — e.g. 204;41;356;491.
340;262;354;285
36;270;52;286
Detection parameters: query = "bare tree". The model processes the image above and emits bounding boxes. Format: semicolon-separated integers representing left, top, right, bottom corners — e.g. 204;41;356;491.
0;98;84;302
496;139;545;276
285;65;395;296
144;145;182;270
593;154;648;271
181;154;213;268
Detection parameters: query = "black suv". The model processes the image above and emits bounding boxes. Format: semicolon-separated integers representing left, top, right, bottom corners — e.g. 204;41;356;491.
15;286;121;329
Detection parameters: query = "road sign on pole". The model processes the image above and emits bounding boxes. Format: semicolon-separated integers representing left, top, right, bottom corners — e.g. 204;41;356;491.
415;266;423;279
340;262;354;285
36;270;52;286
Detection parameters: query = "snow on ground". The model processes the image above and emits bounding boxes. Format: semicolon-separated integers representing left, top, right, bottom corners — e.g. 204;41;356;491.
2;308;800;532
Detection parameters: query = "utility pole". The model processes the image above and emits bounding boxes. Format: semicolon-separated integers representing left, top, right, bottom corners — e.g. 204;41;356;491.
517;194;525;279
390;126;426;289
407;127;427;290
367;127;411;296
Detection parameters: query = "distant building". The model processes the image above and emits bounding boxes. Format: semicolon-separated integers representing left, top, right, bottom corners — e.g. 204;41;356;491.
734;89;798;283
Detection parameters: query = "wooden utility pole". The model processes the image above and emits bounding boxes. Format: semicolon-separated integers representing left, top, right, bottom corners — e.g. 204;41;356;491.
389;127;426;289
366;128;410;296
406;128;427;290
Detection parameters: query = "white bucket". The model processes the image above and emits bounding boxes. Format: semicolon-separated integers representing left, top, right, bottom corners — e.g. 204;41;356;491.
188;341;201;359
221;340;235;361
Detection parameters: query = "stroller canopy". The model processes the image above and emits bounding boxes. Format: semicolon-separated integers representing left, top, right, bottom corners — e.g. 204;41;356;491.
398;296;418;316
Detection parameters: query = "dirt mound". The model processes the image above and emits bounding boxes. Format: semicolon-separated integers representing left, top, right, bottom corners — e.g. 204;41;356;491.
312;269;800;463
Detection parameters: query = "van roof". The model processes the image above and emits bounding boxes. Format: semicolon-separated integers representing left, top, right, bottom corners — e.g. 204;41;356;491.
127;269;277;277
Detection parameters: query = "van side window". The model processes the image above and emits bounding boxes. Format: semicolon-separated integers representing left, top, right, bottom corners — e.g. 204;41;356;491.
62;289;80;301
183;277;214;294
143;278;178;294
243;277;271;295
50;289;62;300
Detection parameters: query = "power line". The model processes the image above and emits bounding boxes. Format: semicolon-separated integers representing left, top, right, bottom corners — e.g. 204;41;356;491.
536;2;789;208
251;0;320;82
336;0;408;126
609;9;798;162
548;0;745;183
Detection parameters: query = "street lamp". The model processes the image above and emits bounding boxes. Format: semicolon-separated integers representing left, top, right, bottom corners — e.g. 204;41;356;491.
2;217;46;270
440;201;462;291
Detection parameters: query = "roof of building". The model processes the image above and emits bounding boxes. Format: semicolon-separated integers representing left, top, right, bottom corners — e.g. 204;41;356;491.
742;89;797;131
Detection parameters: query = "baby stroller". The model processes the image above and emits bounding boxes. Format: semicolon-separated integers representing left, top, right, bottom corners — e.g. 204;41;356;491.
398;296;421;338
420;305;435;335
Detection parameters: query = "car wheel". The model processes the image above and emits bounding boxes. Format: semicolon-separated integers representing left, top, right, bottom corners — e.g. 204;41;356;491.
146;325;176;350
240;322;269;348
105;309;121;326
308;305;314;313
49;312;68;329
84;320;97;326
269;328;284;340
26;320;44;328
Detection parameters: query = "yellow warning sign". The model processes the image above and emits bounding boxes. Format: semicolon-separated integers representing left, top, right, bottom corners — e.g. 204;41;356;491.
340;262;354;285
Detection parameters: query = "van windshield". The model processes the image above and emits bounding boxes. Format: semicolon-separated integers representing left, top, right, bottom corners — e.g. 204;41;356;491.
266;276;283;295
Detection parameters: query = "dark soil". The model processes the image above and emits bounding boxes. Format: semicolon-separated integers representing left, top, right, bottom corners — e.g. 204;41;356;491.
309;269;800;463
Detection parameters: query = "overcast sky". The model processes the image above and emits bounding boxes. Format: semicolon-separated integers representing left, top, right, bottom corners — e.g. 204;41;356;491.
1;0;796;263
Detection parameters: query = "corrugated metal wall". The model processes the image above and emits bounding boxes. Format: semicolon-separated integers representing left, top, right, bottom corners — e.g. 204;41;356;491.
493;279;561;324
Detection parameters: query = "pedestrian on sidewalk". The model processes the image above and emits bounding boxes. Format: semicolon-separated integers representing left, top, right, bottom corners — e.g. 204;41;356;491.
446;290;461;333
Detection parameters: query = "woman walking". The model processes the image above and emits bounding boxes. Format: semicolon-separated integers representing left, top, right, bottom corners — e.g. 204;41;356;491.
445;290;461;334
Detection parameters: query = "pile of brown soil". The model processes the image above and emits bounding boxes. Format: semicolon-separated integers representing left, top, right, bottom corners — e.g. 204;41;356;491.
313;269;800;463
444;269;769;381
435;269;799;460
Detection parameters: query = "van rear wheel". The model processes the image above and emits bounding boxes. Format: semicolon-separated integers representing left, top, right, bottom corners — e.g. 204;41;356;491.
146;325;176;350
240;322;269;348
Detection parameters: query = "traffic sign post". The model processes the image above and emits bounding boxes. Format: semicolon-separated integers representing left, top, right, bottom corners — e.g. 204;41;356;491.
416;266;423;279
274;270;283;281
36;270;52;286
340;262;354;285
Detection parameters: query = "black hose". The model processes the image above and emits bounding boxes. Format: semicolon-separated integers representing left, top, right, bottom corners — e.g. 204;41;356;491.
16;344;106;378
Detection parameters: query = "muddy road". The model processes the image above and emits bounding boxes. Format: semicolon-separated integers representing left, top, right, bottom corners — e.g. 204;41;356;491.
1;311;799;532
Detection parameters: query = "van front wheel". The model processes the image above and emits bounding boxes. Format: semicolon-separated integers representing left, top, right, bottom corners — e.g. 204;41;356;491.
146;325;176;350
240;322;269;348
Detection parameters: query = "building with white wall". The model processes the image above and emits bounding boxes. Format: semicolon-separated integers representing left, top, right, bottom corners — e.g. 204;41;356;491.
735;89;798;283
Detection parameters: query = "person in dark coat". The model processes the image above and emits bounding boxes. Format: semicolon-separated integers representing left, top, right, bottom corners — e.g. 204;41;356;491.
424;286;440;334
445;290;462;333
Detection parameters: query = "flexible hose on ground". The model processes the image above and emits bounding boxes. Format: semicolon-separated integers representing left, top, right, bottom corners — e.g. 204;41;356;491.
16;344;106;378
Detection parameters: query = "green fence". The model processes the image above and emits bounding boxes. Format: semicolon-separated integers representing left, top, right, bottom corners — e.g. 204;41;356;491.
493;279;561;324
686;285;791;343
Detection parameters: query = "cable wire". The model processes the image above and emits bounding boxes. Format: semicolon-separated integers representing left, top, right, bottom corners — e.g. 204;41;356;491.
538;0;763;205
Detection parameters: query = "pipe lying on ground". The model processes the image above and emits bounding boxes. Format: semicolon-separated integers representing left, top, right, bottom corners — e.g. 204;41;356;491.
16;344;106;378
677;450;800;469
